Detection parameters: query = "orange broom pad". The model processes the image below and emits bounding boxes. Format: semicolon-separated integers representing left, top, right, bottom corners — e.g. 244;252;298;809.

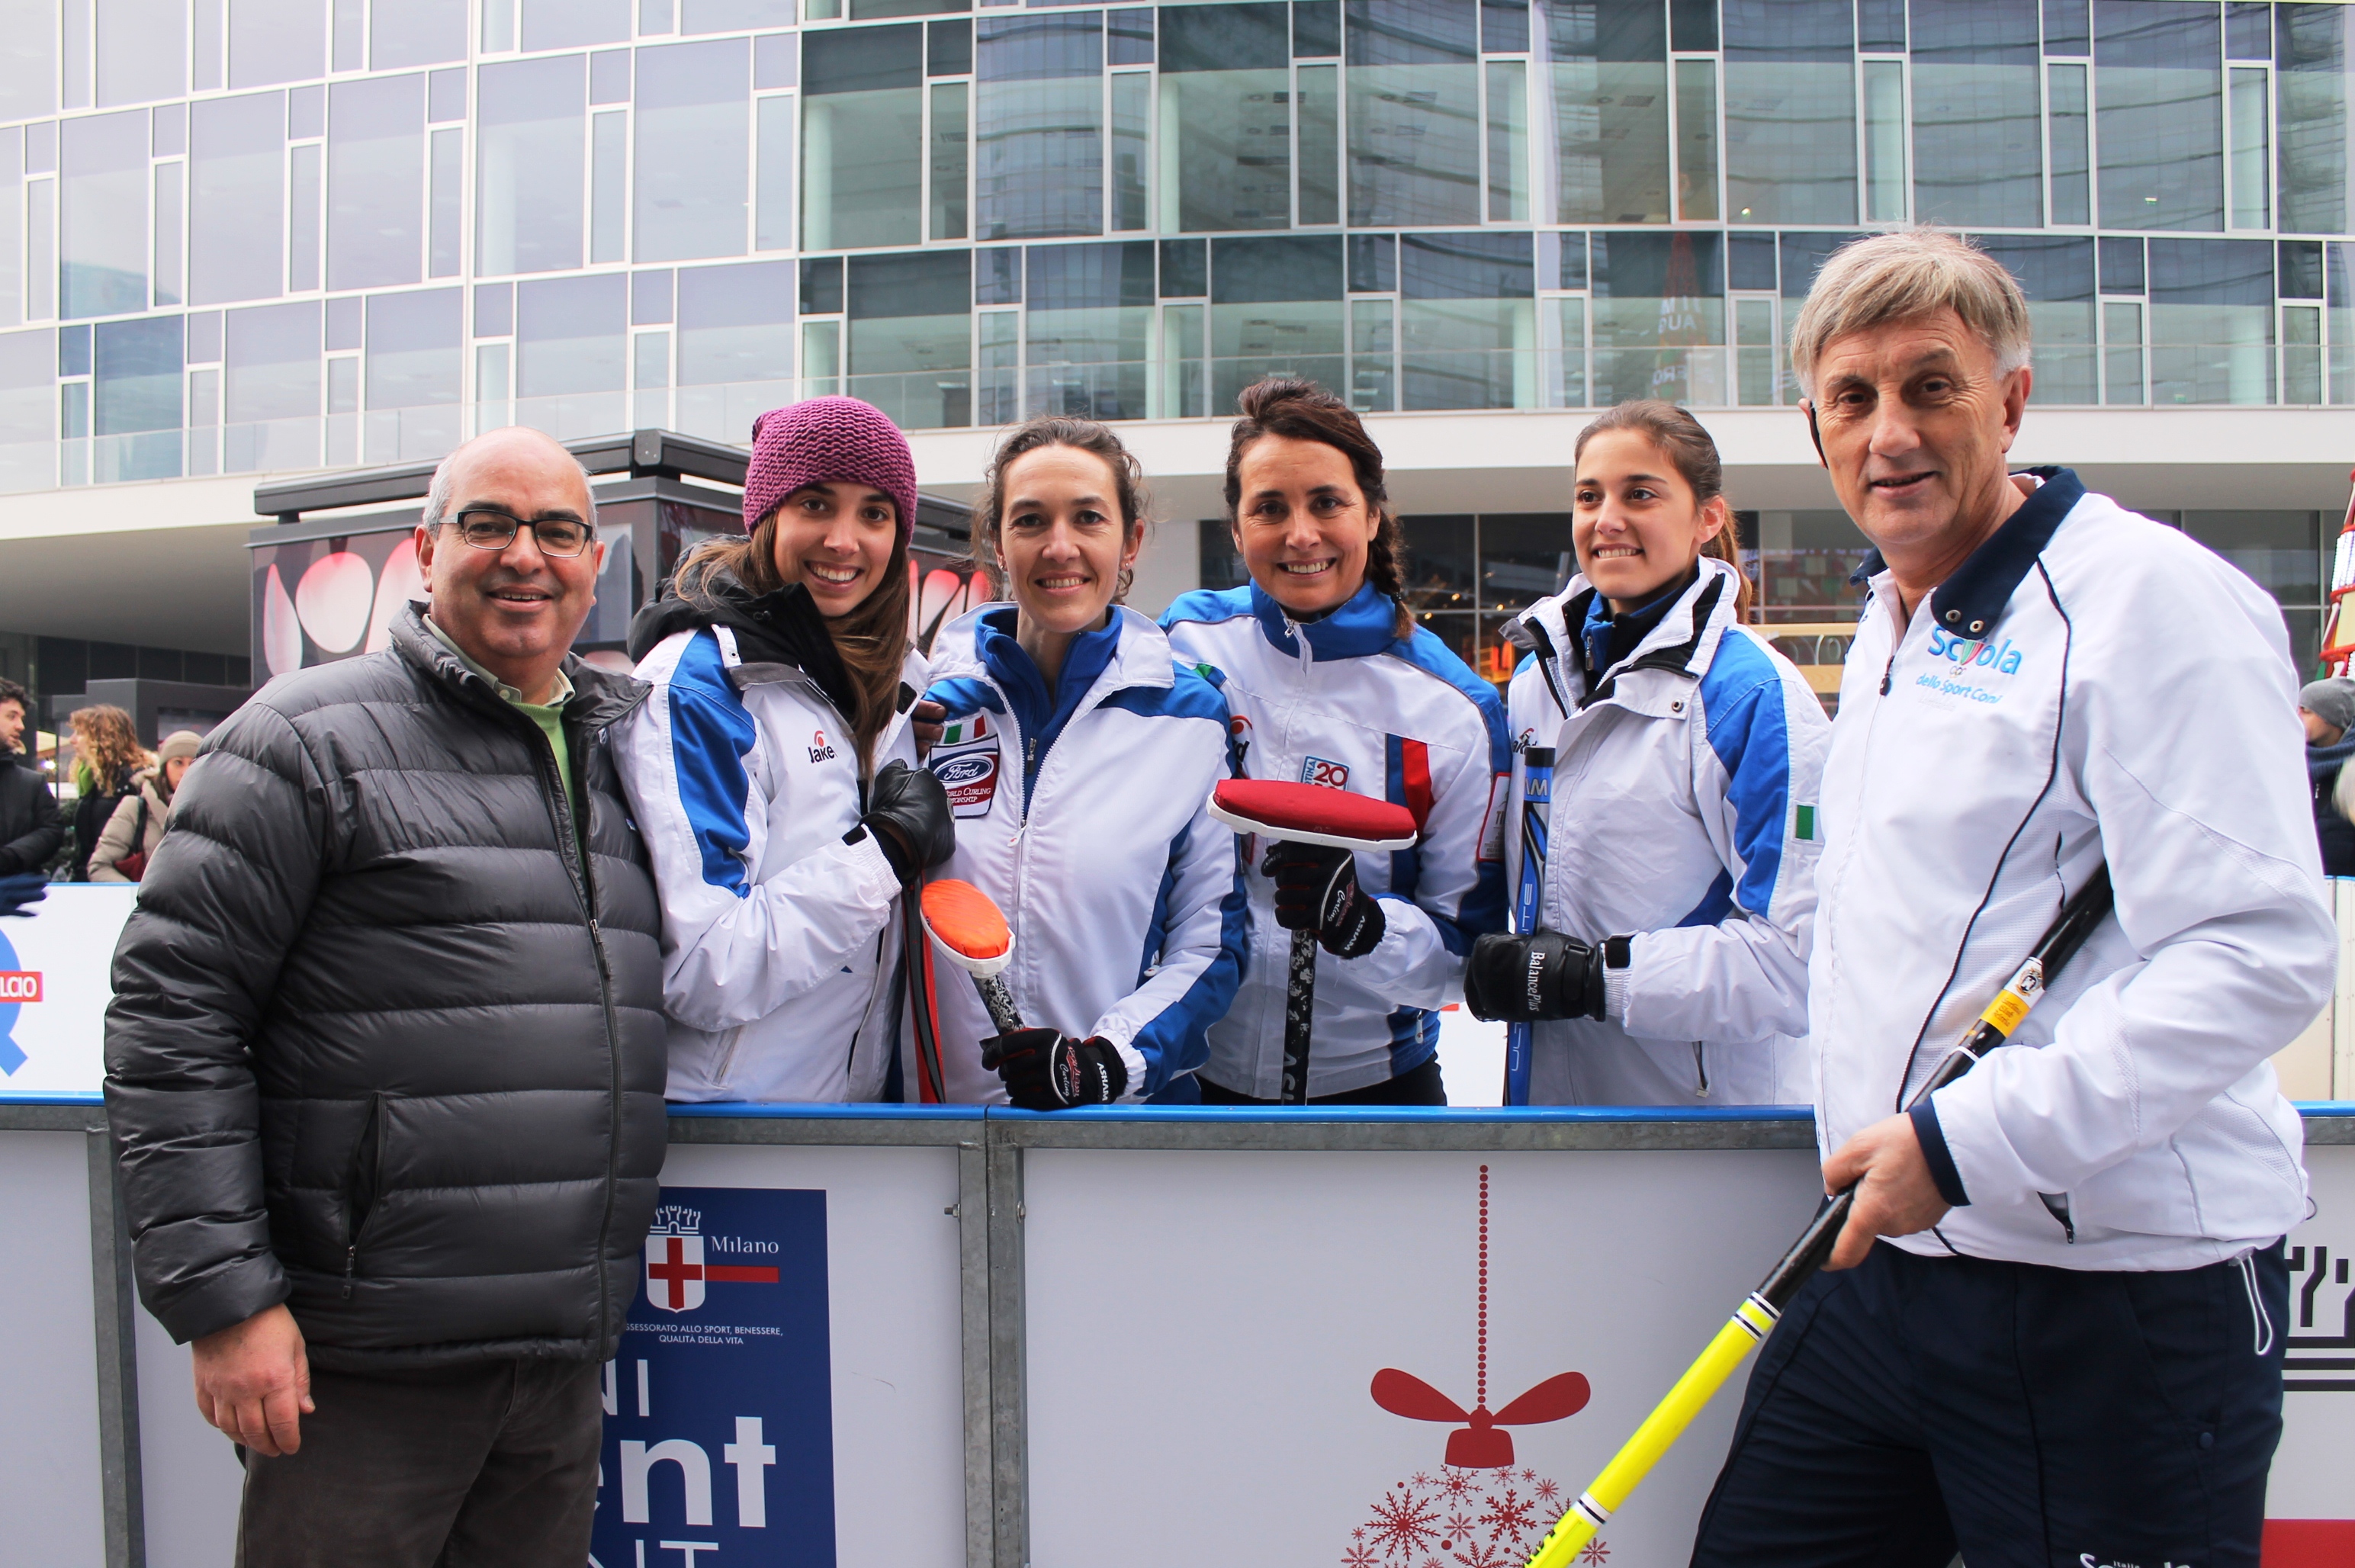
921;879;1013;964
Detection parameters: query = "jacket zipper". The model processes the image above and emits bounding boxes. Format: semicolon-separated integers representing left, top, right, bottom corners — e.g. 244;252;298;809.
342;1090;387;1299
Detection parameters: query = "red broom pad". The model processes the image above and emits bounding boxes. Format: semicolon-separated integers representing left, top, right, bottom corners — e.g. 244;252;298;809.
921;879;1013;966
1208;779;1418;851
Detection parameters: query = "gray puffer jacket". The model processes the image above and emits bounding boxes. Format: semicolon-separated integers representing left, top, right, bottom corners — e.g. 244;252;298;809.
104;606;667;1370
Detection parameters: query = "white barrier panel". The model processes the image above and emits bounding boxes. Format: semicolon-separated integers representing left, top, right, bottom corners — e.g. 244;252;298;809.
0;1129;107;1564
0;886;137;1094
1023;1146;1822;1567
602;1142;970;1568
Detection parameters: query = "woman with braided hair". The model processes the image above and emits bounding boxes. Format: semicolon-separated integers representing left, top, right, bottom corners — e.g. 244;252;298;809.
1161;378;1511;1104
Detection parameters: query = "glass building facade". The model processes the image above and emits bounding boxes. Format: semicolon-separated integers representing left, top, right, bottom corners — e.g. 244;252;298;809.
0;0;2348;677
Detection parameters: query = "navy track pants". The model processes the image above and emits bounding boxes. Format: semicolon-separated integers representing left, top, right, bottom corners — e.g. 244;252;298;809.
1689;1238;2288;1568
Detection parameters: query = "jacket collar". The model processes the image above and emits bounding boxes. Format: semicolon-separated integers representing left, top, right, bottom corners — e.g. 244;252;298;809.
1512;554;1743;697
1248;577;1399;660
389;603;647;731
1852;467;2086;638
929;602;1176;696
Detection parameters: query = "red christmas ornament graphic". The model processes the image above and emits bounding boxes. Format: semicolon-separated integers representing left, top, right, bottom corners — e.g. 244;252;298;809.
1348;1166;1595;1566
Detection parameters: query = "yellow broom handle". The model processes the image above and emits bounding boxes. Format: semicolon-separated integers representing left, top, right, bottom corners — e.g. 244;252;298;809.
1526;1295;1778;1568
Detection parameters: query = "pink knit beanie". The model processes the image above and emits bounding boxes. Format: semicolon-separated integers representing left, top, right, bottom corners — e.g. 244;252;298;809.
744;397;919;545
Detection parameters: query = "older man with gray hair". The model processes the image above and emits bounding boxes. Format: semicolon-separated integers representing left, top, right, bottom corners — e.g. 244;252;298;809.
1686;230;2331;1566
105;426;669;1566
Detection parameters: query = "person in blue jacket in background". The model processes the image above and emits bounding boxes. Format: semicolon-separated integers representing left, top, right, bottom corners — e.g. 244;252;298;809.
918;417;1245;1107
1161;379;1511;1105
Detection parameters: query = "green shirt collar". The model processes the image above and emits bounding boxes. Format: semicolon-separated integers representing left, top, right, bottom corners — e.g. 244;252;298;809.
425;615;576;709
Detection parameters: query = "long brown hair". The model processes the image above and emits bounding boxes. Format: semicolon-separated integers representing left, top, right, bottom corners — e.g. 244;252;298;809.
1572;400;1755;620
69;704;149;795
972;416;1152;605
673;504;913;777
1222;378;1415;640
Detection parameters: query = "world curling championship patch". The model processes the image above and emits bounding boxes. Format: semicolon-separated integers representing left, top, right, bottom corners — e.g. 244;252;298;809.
929;712;1002;819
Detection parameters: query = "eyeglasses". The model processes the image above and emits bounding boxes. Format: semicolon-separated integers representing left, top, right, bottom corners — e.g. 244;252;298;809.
446;509;596;557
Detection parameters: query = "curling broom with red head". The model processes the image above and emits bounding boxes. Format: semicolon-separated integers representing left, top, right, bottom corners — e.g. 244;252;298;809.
1205;779;1420;1105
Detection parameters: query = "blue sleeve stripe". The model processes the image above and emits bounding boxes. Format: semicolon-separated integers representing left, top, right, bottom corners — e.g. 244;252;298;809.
669;630;760;898
1697;631;1792;918
1393;625;1515;773
1128;824;1248;1094
1099;667;1231;725
1676;868;1736;928
922;676;1006;718
1158;586;1255;630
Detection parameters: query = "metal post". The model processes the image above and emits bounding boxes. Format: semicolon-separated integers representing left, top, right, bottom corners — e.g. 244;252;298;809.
84;1123;146;1568
956;1138;993;1568
985;1135;1027;1567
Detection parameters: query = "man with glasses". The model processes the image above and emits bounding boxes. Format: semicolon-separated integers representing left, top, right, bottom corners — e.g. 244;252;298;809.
105;426;669;1567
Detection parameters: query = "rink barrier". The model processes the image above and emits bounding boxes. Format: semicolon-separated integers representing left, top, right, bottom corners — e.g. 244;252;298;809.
6;1095;2350;1568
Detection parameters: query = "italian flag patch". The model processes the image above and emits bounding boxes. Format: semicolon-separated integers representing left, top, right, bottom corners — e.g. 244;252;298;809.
939;713;990;746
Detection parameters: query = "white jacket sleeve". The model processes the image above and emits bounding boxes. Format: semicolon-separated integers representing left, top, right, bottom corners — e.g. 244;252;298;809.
1617;655;1826;1044
615;667;902;1033
1361;712;1511;1012
1085;798;1249;1097
1927;565;2336;1207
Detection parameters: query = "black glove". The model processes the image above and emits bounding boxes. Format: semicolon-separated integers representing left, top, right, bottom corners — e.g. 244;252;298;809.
1264;841;1386;959
0;872;47;919
1463;930;1608;1023
853;759;955;882
982;1028;1129;1110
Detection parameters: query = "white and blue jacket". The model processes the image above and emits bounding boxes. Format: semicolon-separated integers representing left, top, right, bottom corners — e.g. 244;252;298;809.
615;624;925;1104
1820;468;2330;1271
1161;580;1512;1098
919;604;1246;1104
1505;557;1830;1106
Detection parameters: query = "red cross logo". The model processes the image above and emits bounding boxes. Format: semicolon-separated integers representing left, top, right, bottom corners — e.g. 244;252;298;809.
649;1235;702;1309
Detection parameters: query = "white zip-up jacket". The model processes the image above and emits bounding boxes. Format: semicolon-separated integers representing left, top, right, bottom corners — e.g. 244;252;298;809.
1503;556;1830;1105
1161;580;1512;1098
918;605;1246;1102
616;619;924;1104
1820;468;2330;1271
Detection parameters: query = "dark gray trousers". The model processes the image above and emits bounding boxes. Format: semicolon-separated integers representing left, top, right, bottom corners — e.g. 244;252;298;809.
236;1357;603;1568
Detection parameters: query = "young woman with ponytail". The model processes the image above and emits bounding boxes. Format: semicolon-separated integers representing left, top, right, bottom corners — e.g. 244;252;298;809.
1463;400;1830;1105
1161;378;1511;1105
615;397;956;1103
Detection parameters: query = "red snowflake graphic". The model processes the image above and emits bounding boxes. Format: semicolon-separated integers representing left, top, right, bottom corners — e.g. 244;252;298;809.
1450;1534;1515;1568
1364;1485;1444;1560
1480;1484;1540;1541
1578;1541;1611;1564
1534;1477;1561;1502
1441;1470;1475;1499
1343;1544;1378;1567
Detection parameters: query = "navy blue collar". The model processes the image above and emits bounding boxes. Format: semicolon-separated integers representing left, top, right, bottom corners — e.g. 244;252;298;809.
1580;571;1692;676
1248;577;1400;660
1849;467;2085;637
975;605;1123;753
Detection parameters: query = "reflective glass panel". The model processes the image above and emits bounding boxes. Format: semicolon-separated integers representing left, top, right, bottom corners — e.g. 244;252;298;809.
1545;0;1669;225
1590;229;1724;405
2148;236;2274;403
0;328;55;492
1348;0;1480;226
1296;62;1338;224
152;161;181;307
803;26;924;250
98;0;185;107
1479;514;1575;612
933;81;971;241
223;299;319;472
975;12;1104;240
373;0;468;68
2229;64;2269;229
60;109;146;319
2048;62;2089;223
230;0;324;88
759;95;797;252
2095;0;2223;230
676;259;794;439
1209;233;1342;406
1673;57;1717;221
327;74;423;291
429;125;461;275
1159;4;1293;231
476;55;586;276
1910;0;2040;227
516;270;625;435
636;38;751;262
191;92;284;306
1399;231;1532;410
2279;4;2347;234
364;286;460;461
1723;0;1854;224
522;0;631;50
847;248;971;429
1024;239;1152;419
0;2;57;121
1976;234;2094;402
1400;513;1475;614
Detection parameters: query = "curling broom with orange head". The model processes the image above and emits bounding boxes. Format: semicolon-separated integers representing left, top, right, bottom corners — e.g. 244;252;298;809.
1524;866;2116;1568
920;878;1026;1035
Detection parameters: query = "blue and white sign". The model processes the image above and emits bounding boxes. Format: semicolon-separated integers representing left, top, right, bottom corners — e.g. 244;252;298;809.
0;886;136;1094
593;1186;837;1568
